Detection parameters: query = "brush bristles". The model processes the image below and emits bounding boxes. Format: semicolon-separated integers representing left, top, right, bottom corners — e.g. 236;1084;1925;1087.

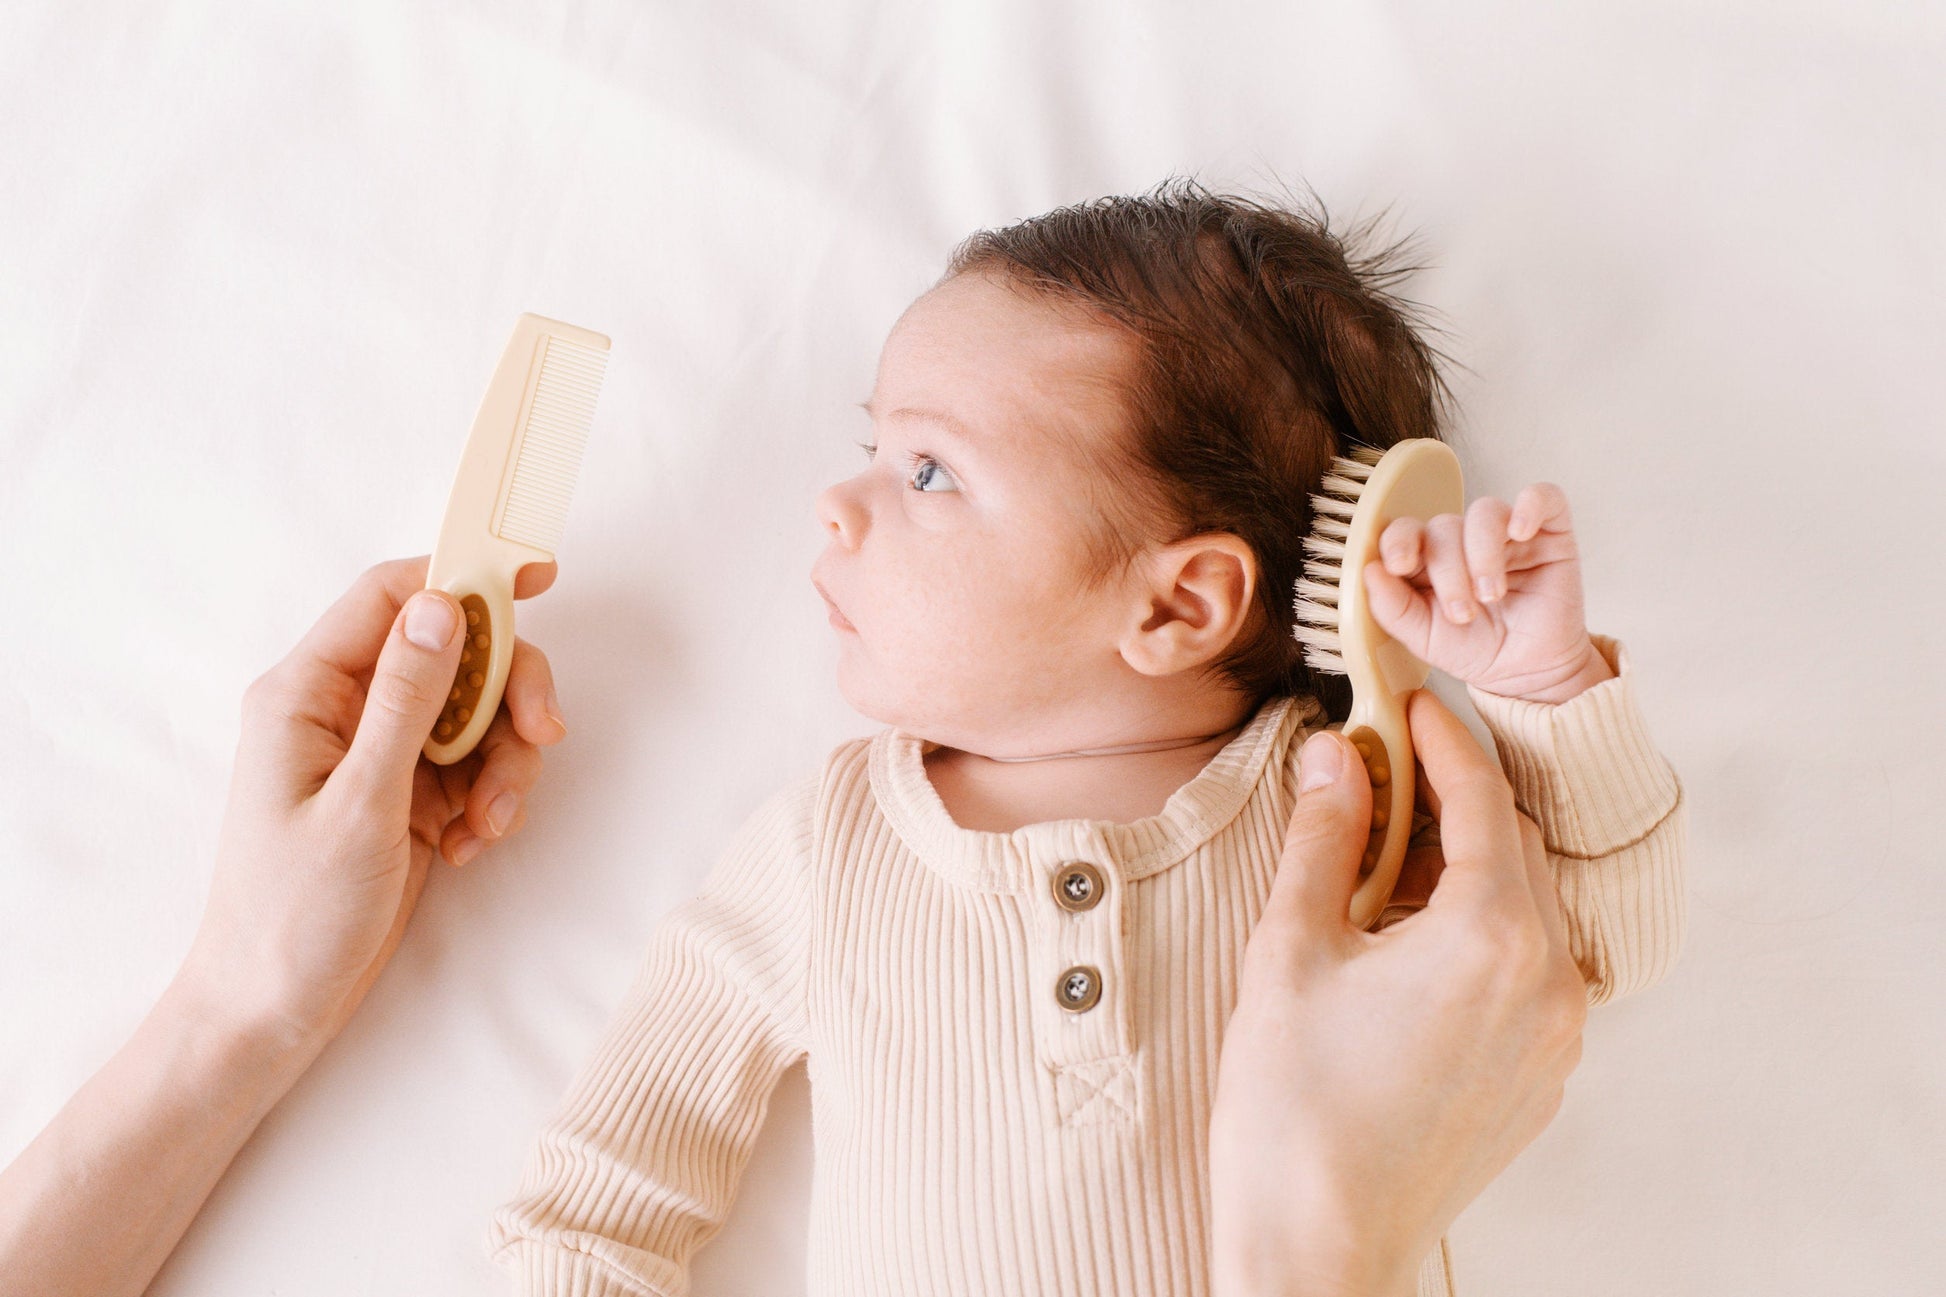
1291;445;1384;676
497;336;609;554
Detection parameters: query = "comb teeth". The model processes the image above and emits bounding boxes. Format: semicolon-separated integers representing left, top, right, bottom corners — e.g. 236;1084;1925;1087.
496;335;610;553
1291;445;1385;676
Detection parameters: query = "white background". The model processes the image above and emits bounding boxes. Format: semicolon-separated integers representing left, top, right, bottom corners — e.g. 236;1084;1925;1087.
2;2;1941;1293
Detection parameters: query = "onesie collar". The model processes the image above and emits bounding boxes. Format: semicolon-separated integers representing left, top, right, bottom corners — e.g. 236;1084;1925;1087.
869;692;1321;894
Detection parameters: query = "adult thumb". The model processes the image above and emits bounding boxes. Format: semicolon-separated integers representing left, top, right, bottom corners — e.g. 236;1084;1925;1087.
342;589;463;791
1265;729;1376;941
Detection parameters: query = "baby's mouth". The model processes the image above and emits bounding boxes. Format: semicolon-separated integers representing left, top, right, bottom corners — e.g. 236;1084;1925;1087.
813;578;856;632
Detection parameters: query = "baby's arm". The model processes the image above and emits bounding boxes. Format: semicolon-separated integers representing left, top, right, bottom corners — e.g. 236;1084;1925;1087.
1465;633;1687;1006
1362;484;1686;1006
487;769;819;1296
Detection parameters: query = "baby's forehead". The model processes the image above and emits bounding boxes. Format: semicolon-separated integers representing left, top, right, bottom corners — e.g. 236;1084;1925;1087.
893;271;1128;361
879;283;1137;450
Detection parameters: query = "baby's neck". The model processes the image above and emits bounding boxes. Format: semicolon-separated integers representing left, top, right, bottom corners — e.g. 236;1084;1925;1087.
974;722;1245;762
922;714;1253;834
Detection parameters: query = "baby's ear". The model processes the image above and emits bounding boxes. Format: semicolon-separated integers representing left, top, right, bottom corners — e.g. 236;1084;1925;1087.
1171;534;1258;626
1114;541;1249;674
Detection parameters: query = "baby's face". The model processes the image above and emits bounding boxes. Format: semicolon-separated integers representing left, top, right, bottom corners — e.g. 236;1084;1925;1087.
811;270;1159;751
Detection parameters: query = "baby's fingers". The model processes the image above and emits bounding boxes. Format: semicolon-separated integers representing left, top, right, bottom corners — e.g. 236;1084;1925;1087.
1464;497;1514;604
1361;559;1435;655
1379;516;1426;578
1508;482;1573;543
1421;513;1478;625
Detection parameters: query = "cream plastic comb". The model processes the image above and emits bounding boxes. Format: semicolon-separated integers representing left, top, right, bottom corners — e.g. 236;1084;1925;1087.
1292;438;1465;931
422;313;610;765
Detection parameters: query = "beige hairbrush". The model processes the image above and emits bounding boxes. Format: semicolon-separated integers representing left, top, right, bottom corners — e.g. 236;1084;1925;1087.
422;313;610;765
1292;438;1465;931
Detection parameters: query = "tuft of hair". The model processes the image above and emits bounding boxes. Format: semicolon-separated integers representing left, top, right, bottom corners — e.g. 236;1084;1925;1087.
942;173;1459;719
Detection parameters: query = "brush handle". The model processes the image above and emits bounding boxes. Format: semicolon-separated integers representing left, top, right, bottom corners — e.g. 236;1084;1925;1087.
421;552;519;765
1341;687;1416;931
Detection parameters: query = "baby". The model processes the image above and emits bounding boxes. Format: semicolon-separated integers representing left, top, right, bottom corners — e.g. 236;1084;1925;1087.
487;179;1687;1297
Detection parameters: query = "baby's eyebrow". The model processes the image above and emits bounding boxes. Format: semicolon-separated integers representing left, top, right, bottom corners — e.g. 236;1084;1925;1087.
858;400;977;445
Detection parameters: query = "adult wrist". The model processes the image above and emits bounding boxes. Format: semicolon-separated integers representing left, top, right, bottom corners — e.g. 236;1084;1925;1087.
1214;1258;1414;1297
1211;1219;1415;1297
161;957;335;1088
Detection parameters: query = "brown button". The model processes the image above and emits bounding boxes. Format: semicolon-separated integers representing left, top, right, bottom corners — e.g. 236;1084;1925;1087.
1055;965;1102;1012
1051;861;1105;913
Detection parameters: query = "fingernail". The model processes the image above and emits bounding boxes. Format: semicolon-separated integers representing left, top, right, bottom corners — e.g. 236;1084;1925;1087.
1448;599;1474;624
544;683;567;735
405;593;458;650
1299;731;1343;791
1474;576;1498;604
487;792;520;836
451;834;482;867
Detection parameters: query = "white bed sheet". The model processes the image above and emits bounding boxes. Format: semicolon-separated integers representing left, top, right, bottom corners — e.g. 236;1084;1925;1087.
3;1;1941;1293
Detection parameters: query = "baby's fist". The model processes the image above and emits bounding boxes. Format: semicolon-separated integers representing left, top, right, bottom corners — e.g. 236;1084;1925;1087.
1360;482;1613;705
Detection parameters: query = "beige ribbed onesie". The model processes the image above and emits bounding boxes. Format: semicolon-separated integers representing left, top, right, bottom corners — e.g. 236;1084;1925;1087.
488;632;1687;1296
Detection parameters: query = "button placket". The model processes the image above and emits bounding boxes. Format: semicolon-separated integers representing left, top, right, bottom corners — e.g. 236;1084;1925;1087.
1027;828;1130;1072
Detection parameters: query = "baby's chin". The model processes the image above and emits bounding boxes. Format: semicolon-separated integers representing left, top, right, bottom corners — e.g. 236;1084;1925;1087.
832;668;1005;751
834;686;952;746
833;636;1110;749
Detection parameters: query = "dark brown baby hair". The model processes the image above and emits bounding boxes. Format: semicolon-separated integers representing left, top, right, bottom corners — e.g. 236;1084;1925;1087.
941;174;1457;718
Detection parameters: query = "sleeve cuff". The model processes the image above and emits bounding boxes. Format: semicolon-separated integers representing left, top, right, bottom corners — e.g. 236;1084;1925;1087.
494;1239;682;1297
1464;634;1682;859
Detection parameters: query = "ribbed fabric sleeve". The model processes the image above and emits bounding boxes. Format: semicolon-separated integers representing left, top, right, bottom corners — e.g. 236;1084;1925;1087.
1465;633;1689;1007
1416;1235;1458;1297
495;1242;659;1297
487;633;1685;1296
486;770;819;1295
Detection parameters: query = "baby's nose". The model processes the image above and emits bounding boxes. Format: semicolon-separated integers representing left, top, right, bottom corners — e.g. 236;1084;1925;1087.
815;483;859;543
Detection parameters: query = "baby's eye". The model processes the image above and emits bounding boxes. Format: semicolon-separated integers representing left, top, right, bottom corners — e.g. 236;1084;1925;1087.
909;456;956;492
855;441;959;494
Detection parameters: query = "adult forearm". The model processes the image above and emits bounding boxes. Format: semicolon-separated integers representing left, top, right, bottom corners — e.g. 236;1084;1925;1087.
0;969;325;1296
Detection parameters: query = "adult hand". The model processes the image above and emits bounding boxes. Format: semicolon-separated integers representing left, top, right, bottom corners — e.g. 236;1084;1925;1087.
1208;689;1588;1297
0;556;571;1297
179;555;568;1048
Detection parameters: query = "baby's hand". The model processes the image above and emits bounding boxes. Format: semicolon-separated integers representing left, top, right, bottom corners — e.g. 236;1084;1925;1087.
1359;482;1614;705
